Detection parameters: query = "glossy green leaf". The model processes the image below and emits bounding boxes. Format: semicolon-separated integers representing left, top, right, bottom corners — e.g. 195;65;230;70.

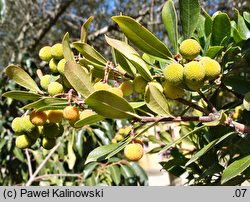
105;139;131;159
235;9;250;40
115;50;136;76
83;162;98;178
73;42;107;65
67;131;76;170
185;132;235;166
85;143;120;164
224;76;250;94
130;162;148;185
244;12;250;24
203;9;213;37
85;90;138;119
231;21;244;43
129;102;145;108
81;16;94;43
65;61;94;98
206;46;224;58
2;90;41;101
5;65;41;92
112;16;172;59
108;165;121;185
120;164;135;178
162;0;178;52
74;114;104;128
145;84;172;116
196;15;206;38
221;154;250;184
179;0;200;39
62;32;75;61
211;13;231;45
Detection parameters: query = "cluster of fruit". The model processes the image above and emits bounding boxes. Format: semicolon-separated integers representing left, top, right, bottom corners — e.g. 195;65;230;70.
111;125;133;144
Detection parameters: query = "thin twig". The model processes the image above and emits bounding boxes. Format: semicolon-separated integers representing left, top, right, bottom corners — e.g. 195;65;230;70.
33;173;83;182
198;90;217;113
177;98;210;115
25;149;33;177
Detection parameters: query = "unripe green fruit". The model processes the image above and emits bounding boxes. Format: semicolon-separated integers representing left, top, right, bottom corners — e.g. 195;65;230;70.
93;82;111;91
179;39;201;60
42;137;56;150
30;110;47;126
22;115;36;133
63;106;80;122
183;61;205;91
49;58;59;73
119;80;134;96
146;81;164;92
243;91;250;111
47;110;63;123
15;135;34;149
51;43;64;60
163;82;185;99
163;63;184;85
47;82;63;96
133;75;147;93
80;109;95;120
39;46;52;62
42;123;59;138
27;126;41;140
11;117;23;133
57;58;66;75
199;57;221;80
40;75;52;90
108;87;123;97
124;143;144;161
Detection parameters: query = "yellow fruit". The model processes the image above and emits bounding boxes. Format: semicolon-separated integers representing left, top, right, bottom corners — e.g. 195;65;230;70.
51;43;64;60
118;128;126;135
63;106;80;122
115;133;123;141
179;39;201;60
27;126;41;140
42;137;56;150
39;46;52;62
47;110;63;123
163;82;185;99
199;57;221;80
22;115;36;133
163;63;184;85
183;61;205;91
111;138;117;144
93;82;111;91
133;75;147;93
124;143;144;161
30;110;47;126
40;75;52;90
146;81;164;92
243;91;250;111
119;80;134;96
108;87;123;97
47;81;63;96
15;135;34;149
80;109;95;120
42;123;59;138
57;58;66;75
11;117;23;133
49;58;59;73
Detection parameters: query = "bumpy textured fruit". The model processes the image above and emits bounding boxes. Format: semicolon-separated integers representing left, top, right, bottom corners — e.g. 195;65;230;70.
179;39;201;60
183;61;205;91
57;58;66;75
51;43;64;60
199;57;221;80
119;80;133;96
43;123;59;138
146;81;164;92
15;135;34;149
47;110;63;123
111;138;117;144
27;126;41;140
42;137;56;150
11;117;23;133
163;82;185;99
47;82;63;96
63;106;80;122
49;58;59;73
30;110;47;126
22;115;36;133
133;75;147;93
243;91;250;111
163;63;184;85
40;75;52;90
115;133;123;141
124;143;144;161
93;82;111;91
108;87;123;97
39;46;52;62
80;109;95;120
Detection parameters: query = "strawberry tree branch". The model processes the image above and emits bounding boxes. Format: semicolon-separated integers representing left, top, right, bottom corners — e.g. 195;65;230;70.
198;90;217;113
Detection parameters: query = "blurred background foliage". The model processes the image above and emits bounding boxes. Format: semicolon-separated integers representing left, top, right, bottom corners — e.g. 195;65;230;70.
0;0;250;185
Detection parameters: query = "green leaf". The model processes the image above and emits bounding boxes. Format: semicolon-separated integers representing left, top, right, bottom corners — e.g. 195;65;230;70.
235;9;250;40
145;84;172;116
83;162;99;178
105;139;131;159
206;46;224;58
211;13;231;45
162;0;178;53
224;76;250;94
85;90;138;119
73;42;107;66
129;102;145;108
108;165;121;185
221;154;250;184
74;114;104;128
196;15;206;38
85;143;120;164
5;65;41;92
2;90;41;101
244;12;250;24
65;61;94;98
115;50;136;76
120;164;135;178
81;16;94;43
203;8;213;37
185;132;235;166
130;162;148;185
179;0;200;39
112;16;172;59
62;32;75;61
